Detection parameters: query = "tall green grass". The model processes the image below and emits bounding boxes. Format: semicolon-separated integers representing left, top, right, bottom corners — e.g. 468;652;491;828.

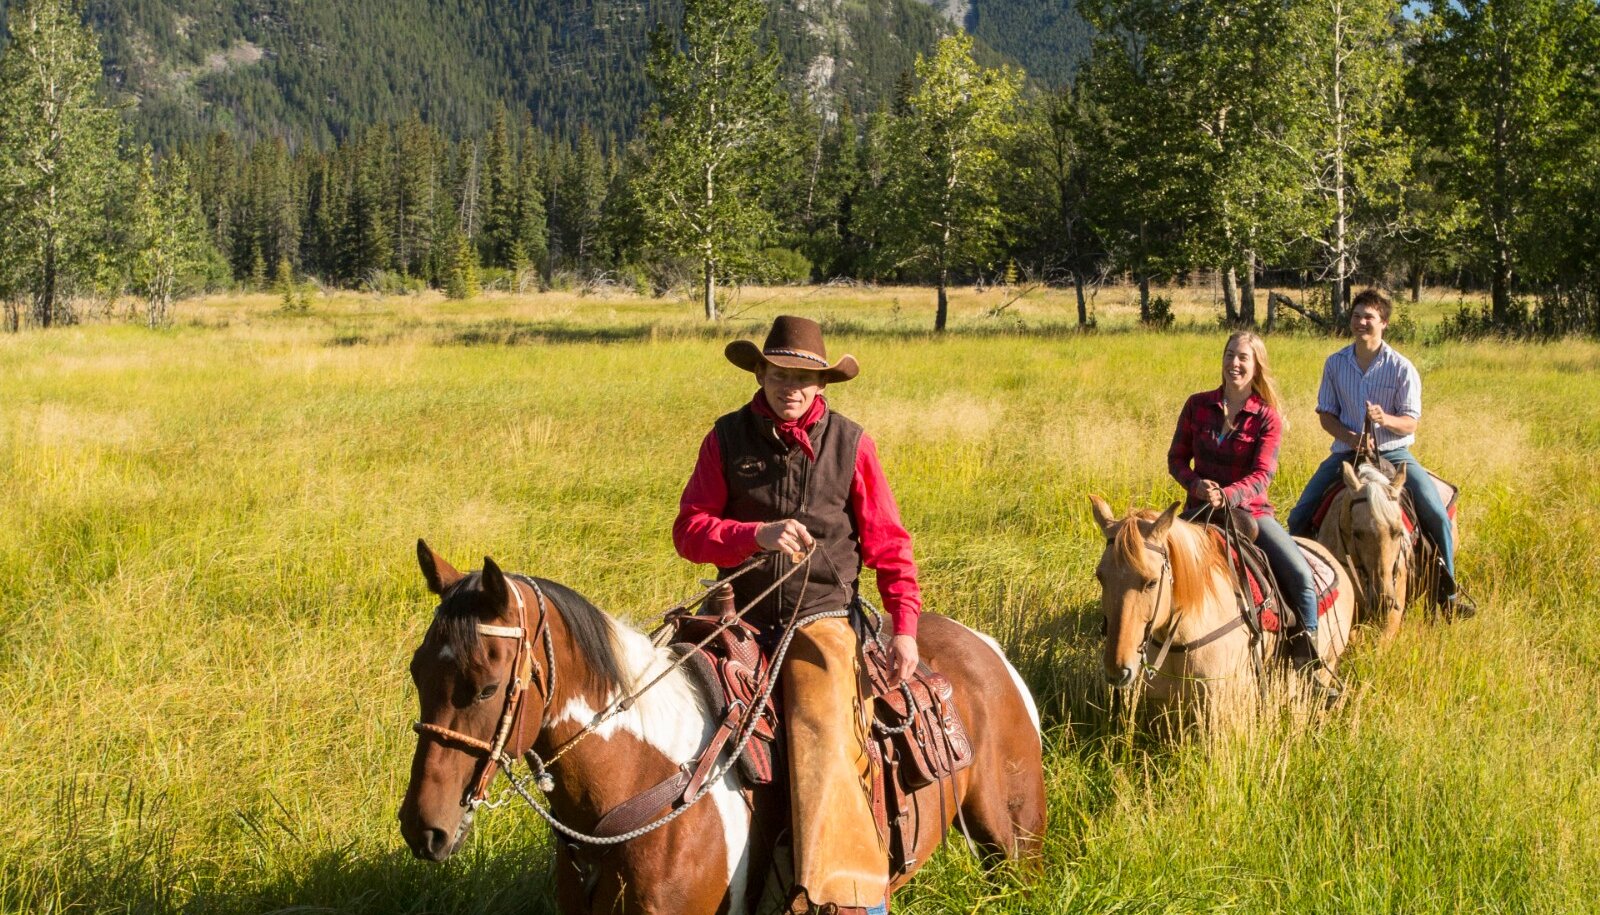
2;289;1597;913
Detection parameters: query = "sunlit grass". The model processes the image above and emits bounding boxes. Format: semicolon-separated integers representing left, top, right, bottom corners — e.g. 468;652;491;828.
1;287;1595;913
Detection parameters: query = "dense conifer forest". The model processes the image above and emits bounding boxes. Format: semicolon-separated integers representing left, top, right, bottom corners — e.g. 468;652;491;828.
1;0;1595;335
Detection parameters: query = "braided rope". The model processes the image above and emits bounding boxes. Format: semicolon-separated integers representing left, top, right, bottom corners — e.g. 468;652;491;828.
524;546;815;776
505;559;834;845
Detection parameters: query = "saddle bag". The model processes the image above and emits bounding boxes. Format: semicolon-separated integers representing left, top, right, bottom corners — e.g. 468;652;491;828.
861;638;975;791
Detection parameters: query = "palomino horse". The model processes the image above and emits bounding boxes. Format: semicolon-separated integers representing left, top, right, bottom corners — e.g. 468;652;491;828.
1317;460;1466;638
399;541;1046;914
1088;497;1354;714
1316;461;1410;642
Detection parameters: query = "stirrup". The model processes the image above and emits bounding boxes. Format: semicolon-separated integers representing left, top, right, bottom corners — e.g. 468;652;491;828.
1287;632;1340;703
1444;591;1478;622
787;887;877;915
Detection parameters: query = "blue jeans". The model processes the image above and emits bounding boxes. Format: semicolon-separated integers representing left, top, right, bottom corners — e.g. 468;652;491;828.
1287;448;1455;579
1255;516;1319;634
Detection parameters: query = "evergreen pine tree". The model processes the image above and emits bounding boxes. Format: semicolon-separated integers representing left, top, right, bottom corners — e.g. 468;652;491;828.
444;230;480;299
556;128;607;270
515;122;549;275
481;109;518;268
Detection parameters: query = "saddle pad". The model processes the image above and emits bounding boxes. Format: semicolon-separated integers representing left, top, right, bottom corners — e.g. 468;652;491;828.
1260;545;1339;633
671;640;778;786
1212;529;1338;633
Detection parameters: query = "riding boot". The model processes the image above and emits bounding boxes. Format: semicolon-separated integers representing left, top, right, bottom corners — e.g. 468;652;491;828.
1286;629;1340;703
1430;559;1476;621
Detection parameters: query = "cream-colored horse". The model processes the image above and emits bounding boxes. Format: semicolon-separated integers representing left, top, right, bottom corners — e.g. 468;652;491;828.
1316;462;1410;643
1089;497;1355;717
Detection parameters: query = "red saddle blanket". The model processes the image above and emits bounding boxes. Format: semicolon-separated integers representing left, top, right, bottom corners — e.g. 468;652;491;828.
1212;530;1339;633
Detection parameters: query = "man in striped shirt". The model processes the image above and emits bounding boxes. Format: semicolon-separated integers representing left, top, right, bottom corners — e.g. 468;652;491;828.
1286;289;1468;612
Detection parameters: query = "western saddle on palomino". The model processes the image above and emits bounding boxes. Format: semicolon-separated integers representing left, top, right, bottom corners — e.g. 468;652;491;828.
1306;419;1463;615
1177;505;1342;674
645;583;975;885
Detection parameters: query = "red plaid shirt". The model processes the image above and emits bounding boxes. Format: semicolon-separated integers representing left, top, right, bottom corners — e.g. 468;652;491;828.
1168;388;1284;518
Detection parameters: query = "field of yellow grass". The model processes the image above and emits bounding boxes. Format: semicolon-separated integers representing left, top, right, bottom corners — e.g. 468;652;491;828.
2;286;1596;913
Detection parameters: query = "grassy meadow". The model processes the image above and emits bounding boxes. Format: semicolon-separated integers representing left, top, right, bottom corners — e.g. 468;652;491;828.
3;284;1598;913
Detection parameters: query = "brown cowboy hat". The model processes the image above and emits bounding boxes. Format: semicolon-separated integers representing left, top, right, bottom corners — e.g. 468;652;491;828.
725;315;859;383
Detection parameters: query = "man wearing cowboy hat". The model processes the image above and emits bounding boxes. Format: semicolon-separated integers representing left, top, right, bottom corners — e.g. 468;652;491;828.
674;315;921;915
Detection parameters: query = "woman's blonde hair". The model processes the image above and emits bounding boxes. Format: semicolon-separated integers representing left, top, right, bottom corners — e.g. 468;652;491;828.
1225;331;1286;423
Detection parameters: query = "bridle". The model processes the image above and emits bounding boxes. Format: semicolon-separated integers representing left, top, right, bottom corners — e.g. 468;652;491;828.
1113;534;1254;686
411;575;556;811
405;552;817;847
1340;486;1410;618
1131;544;1184;682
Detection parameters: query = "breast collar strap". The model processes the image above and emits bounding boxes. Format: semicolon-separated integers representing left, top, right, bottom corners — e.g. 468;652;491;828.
411;575;556;810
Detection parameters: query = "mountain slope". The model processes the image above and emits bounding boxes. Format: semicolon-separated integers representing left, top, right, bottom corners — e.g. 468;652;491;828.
2;0;1027;148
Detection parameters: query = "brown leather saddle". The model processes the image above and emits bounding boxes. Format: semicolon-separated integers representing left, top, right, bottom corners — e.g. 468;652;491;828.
661;592;975;877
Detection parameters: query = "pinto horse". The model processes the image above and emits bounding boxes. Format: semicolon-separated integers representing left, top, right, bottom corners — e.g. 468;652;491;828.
1089;498;1354;715
398;541;1046;914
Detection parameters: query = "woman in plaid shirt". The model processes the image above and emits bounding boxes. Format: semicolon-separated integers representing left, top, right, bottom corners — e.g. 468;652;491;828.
1168;332;1325;672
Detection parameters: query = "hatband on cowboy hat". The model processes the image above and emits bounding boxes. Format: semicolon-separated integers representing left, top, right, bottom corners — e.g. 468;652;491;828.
725;315;859;383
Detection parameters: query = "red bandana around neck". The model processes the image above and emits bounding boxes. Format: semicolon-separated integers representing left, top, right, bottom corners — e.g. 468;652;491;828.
750;391;827;461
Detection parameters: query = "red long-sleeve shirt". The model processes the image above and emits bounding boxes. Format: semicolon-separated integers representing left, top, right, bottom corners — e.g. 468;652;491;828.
673;416;924;637
1168;388;1283;518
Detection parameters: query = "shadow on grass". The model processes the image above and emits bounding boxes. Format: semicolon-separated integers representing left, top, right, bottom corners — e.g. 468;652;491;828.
222;842;559;915
7;776;559;915
325;316;1139;349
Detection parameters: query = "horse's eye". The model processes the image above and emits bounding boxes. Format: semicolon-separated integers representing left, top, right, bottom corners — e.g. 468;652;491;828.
1142;579;1158;592
476;684;499;702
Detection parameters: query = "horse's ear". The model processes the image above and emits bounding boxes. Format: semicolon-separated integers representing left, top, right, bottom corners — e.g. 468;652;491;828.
417;539;464;595
1150;502;1180;540
1342;461;1362;492
1089;494;1117;535
1389;462;1408;499
480;556;509;609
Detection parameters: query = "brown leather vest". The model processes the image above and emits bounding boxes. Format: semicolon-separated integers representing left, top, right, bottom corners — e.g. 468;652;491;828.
714;403;864;630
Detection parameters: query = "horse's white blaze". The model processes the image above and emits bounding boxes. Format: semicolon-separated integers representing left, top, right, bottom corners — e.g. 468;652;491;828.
959;624;1041;740
549;617;750;915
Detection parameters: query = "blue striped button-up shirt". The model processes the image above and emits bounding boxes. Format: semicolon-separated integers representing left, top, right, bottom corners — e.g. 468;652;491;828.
1316;342;1422;454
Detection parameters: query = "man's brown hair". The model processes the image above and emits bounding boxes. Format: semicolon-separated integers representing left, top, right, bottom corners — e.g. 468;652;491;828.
1351;288;1393;322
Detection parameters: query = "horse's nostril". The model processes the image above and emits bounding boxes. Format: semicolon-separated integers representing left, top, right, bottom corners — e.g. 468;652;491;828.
1106;666;1135;688
421;827;451;860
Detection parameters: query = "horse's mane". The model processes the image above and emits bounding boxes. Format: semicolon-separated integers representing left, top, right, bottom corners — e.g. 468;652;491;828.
1354;464;1405;529
432;572;626;693
1112;510;1232;620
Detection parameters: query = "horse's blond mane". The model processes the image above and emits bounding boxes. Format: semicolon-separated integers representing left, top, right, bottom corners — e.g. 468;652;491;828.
1356;464;1405;529
1111;509;1232;620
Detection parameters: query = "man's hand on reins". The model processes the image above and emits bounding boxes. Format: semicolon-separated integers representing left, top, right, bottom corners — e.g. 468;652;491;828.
756;519;814;561
888;634;919;686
